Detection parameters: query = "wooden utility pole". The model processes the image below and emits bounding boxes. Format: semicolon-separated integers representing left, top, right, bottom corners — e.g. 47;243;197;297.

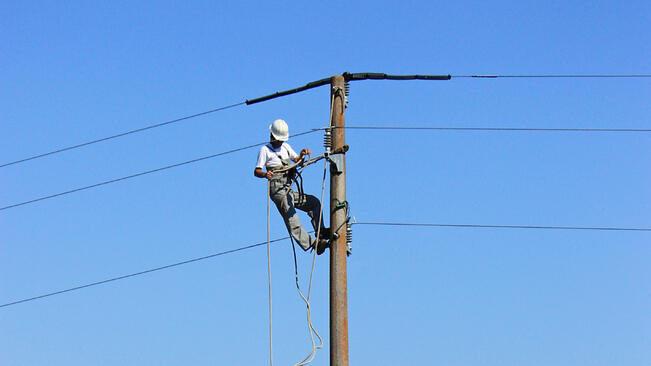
329;74;349;366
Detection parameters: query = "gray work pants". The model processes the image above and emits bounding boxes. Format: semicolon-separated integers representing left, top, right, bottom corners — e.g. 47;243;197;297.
269;174;325;251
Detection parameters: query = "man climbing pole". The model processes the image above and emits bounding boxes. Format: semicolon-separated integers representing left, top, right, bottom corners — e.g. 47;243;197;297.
255;119;329;254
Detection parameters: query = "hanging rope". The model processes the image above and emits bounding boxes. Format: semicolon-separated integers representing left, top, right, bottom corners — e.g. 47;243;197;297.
265;158;328;366
290;160;327;366
266;180;274;366
265;160;327;366
290;90;337;365
265;92;335;366
291;89;338;365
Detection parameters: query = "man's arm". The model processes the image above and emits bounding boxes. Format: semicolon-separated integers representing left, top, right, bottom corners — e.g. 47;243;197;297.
292;148;312;163
254;167;273;179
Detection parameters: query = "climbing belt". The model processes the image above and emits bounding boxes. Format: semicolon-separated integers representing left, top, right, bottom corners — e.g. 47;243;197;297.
266;159;328;366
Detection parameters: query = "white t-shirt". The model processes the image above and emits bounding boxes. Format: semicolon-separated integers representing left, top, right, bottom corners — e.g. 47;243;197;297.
256;143;298;170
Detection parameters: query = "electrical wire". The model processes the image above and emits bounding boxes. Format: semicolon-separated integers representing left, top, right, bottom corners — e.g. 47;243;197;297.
3;220;647;309
5;72;648;168
240;72;651;105
0;236;291;309
353;222;651;232
0;102;246;169
344;72;651;82
453;74;651;78
0;130;318;212
342;126;651;132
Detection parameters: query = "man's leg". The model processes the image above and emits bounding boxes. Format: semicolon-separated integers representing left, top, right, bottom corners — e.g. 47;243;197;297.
292;192;327;236
270;186;314;250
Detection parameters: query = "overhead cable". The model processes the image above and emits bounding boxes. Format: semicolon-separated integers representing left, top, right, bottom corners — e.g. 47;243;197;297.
245;77;331;105
4;220;648;308
0;101;246;169
0;130;318;212
345;72;651;80
341;126;651;132
343;72;451;81
5;72;648;167
353;222;651;232
453;74;651;78
0;236;290;309
245;72;651;105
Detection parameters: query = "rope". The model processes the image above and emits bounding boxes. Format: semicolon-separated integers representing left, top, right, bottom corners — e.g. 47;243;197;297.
266;180;274;366
292;161;327;366
291;88;338;365
266;160;327;366
267;91;335;365
271;154;325;174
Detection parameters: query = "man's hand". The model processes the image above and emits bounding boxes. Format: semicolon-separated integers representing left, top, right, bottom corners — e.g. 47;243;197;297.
300;148;312;158
254;167;273;179
293;148;311;164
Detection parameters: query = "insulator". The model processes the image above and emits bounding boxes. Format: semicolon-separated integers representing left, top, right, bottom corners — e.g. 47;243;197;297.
344;81;350;108
324;129;332;153
345;223;352;255
345;225;352;244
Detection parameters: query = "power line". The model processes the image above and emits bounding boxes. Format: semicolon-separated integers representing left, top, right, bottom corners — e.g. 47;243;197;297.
0;130;318;212
344;72;651;81
0;236;291;309
341;126;651;132
6;73;649;167
343;72;451;81
353;222;651;232
5;72;649;170
453;74;651;78
246;77;331;105
0;101;246;169
245;72;651;105
4;220;648;308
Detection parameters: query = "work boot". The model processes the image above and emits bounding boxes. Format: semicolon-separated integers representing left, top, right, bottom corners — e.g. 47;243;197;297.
318;227;330;240
315;238;329;255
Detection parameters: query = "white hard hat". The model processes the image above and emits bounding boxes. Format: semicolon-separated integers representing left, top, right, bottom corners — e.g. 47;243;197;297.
269;119;289;141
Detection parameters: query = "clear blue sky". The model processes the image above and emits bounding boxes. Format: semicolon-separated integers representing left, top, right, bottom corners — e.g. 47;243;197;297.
1;1;649;365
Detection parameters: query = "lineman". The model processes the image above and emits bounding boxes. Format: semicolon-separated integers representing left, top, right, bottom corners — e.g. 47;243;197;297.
255;119;329;254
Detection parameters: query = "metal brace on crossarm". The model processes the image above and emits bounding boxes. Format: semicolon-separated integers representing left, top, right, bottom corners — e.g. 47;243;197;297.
325;144;349;174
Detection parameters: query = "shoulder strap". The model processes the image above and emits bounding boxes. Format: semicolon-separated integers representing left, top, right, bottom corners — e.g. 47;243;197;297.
273;144;292;167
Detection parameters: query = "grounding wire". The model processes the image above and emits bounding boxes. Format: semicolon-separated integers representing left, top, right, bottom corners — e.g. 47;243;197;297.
0;235;291;309
0;130;318;212
353;222;651;232
0;101;246;169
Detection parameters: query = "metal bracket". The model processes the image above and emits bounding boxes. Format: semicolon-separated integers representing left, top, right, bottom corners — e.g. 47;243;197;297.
325;144;349;174
328;153;344;174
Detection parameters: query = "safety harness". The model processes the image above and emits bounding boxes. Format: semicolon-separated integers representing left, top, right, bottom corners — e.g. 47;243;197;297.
268;143;308;203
